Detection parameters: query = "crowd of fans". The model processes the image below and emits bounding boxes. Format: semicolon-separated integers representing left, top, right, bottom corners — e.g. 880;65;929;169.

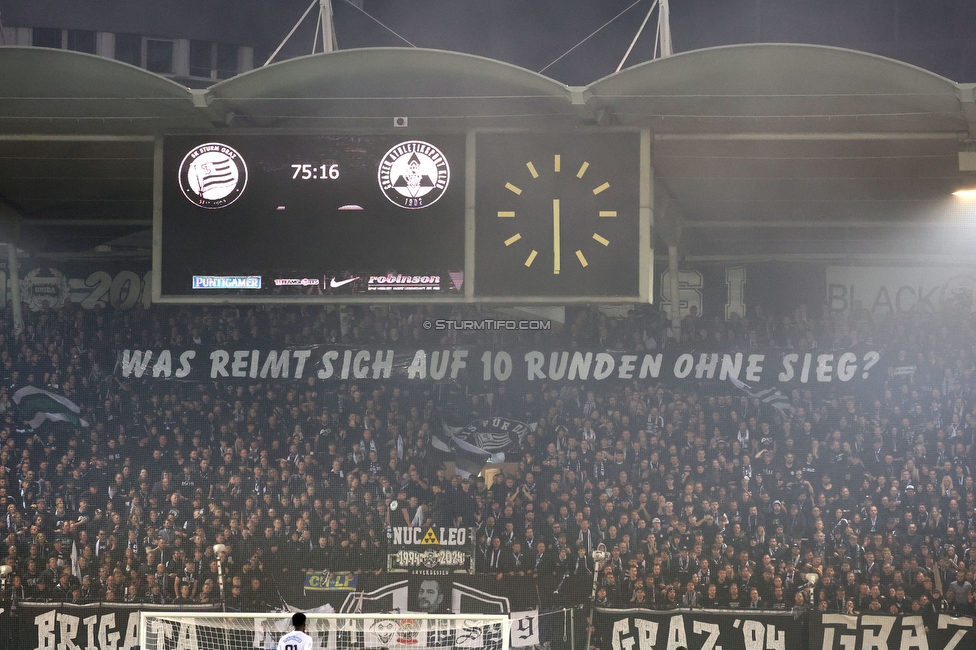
0;299;975;625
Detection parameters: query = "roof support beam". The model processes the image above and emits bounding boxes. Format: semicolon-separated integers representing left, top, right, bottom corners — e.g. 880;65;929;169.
22;219;152;227
685;253;976;265
956;84;976;140
655;132;965;142
684;220;960;229
0;201;23;244
0;134;153;142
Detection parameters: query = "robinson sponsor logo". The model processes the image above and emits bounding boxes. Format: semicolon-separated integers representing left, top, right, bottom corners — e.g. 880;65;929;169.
368;273;441;291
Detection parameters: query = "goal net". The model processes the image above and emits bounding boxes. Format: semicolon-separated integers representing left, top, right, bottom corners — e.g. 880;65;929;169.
139;611;513;650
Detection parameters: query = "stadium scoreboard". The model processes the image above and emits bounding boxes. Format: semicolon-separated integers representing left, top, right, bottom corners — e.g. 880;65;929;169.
155;132;650;303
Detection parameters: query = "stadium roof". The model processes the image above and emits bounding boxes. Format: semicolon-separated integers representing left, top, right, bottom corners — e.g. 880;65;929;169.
1;43;975;262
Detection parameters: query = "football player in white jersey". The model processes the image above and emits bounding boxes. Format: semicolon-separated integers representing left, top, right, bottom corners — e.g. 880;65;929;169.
277;613;313;650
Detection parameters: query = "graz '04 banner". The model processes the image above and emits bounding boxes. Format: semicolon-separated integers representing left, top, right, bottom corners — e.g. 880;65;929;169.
810;613;976;650
593;608;804;650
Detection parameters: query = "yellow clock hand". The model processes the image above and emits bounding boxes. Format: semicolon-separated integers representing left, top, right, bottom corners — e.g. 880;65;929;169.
553;198;561;275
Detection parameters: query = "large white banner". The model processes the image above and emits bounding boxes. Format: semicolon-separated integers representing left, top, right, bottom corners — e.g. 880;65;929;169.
826;266;976;317
510;610;540;648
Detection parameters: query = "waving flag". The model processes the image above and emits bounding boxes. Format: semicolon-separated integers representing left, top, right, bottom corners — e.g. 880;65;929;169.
13;386;89;428
433;418;536;477
729;376;792;416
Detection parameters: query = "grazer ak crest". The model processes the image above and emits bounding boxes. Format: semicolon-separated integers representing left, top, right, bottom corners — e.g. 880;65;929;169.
378;140;450;209
179;142;248;208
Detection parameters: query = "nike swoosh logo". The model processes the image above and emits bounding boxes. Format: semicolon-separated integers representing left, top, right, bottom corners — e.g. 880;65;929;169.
330;277;358;288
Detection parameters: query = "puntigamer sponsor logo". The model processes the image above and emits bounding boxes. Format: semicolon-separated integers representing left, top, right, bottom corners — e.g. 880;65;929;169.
192;275;262;289
368;273;441;291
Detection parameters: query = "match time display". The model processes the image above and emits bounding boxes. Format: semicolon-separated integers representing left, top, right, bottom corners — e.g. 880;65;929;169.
159;134;465;299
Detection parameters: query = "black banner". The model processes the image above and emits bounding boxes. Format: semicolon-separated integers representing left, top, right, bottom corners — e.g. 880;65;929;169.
10;602;218;650
116;345;886;388
295;573;556;613
810;613;976;650
0;259;152;312
388;526;476;574
593;607;803;650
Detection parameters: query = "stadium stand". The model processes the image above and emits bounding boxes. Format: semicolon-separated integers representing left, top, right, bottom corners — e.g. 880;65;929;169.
0;299;973;623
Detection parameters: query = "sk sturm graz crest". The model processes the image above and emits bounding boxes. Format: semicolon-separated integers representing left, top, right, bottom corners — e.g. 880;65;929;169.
179;143;248;208
378;140;450;209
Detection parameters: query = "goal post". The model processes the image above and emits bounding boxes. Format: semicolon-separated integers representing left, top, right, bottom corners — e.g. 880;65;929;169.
139;611;513;650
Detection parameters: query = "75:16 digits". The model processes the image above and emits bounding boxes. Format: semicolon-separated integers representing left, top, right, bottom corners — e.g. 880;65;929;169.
291;163;340;180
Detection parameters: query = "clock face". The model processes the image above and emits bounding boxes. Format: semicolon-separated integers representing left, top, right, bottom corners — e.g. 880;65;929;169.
475;132;641;298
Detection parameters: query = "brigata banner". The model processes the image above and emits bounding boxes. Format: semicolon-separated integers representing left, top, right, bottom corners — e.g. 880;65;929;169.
11;602;218;650
811;613;976;650
593;607;803;650
116;345;887;387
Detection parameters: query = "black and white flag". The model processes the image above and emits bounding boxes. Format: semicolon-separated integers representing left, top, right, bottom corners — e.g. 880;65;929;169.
729;376;792;415
432;418;537;477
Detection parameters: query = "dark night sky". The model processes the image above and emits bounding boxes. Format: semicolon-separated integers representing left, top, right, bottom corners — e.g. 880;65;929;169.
327;0;976;84
4;0;976;83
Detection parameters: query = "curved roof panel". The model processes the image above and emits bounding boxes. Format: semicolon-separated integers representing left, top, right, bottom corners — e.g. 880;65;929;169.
205;48;578;129
587;43;967;133
0;47;206;134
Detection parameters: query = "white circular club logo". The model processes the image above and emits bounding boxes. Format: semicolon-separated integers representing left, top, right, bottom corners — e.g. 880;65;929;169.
178;143;248;209
378;140;450;209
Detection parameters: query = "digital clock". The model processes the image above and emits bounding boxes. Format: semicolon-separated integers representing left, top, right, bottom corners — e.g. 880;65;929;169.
291;163;340;180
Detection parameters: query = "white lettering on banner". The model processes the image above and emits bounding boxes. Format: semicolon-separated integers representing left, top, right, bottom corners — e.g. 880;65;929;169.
33;610;139;650
659;268;747;319
120;350;195;380
205;349;312;379
58;613;81;650
819;614;930;650
938;614;974;650
746;354;764;382
611;616;666;650
666;615;688;650
406;349;475;381
9;267;152;312
692;621;720;650
511;611;539;648
174;622;199;650
778;352;880;383
34;610;56;650
611;619;636;650
826;266;976;316
317;349;395;380
393;549;467;567
726;267;747;318
741;620;785;650
120;347;883;384
391;527;468;546
608;614;799;650
119;350;153;378
660;270;703;319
